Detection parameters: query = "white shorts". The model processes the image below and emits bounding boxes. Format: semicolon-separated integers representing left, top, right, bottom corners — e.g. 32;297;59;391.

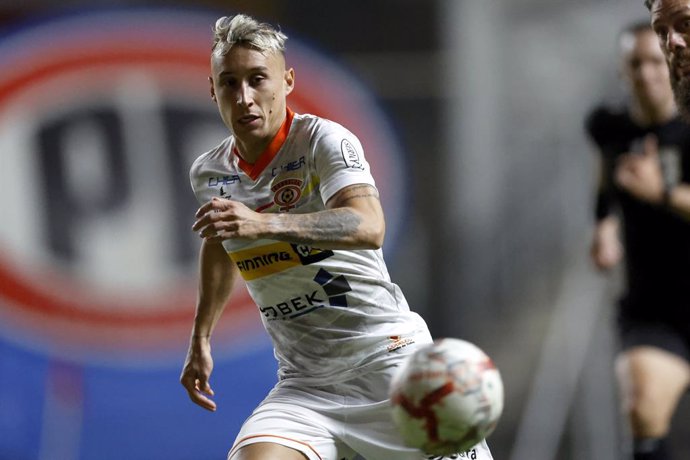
228;353;494;460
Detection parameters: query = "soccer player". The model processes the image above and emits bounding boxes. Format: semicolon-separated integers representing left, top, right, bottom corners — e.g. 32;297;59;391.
179;14;494;460
586;18;690;460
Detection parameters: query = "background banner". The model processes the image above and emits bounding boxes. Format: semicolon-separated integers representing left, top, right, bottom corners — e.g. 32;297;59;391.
0;7;406;459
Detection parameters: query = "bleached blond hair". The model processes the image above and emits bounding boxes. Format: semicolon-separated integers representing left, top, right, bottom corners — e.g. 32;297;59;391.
212;14;287;57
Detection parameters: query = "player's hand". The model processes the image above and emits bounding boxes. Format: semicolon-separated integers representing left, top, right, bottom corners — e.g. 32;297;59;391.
180;337;217;411
192;197;265;242
590;217;623;270
591;236;623;270
615;134;665;204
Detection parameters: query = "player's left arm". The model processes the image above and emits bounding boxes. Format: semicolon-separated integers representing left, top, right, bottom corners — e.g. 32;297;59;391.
615;134;690;220
661;184;690;220
192;183;385;250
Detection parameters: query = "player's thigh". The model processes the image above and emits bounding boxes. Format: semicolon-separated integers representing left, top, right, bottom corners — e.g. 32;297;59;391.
615;346;690;418
231;442;308;460
229;398;345;460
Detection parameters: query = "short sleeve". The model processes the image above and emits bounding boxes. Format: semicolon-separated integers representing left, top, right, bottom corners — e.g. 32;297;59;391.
584;106;611;149
188;137;233;206
312;120;377;204
189;155;206;205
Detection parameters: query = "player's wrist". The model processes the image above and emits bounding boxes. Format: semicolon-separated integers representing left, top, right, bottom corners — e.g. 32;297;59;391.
191;332;212;344
190;337;212;355
662;183;675;208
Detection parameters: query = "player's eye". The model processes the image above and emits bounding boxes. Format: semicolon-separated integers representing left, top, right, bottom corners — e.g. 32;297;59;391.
654;26;668;41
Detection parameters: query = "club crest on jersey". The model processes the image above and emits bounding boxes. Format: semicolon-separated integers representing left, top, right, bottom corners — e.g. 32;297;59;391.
271;177;303;211
341;139;364;170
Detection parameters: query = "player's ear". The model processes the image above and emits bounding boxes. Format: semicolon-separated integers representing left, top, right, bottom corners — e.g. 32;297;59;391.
209;76;217;102
284;68;295;96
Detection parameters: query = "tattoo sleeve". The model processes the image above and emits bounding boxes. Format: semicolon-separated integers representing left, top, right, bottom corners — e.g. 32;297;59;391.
265;184;382;248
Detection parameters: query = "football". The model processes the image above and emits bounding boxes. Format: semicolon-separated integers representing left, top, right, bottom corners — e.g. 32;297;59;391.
389;338;504;456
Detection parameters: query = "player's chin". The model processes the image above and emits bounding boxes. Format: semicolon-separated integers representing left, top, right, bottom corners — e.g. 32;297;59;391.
671;74;690;120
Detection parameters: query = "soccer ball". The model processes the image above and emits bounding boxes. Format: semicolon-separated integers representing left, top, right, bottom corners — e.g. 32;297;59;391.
389;338;504;456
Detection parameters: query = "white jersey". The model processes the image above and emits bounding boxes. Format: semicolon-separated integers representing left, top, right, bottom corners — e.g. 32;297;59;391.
190;110;431;382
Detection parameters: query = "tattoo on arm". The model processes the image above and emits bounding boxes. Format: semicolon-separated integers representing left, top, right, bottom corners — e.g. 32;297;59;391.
335;191;379;205
330;184;379;206
270;184;379;245
278;208;361;244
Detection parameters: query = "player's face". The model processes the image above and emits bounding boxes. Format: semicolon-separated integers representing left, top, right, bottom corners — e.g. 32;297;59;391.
650;0;690;116
620;29;673;109
209;45;294;151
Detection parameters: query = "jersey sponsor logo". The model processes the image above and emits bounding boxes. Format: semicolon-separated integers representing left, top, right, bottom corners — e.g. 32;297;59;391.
258;268;352;320
292;245;335;265
208;175;241;187
230;243;334;280
259;290;325;320
314;268;352;307
271;155;306;177
426;449;478;459
208;175;240;198
341;138;364;170
387;335;415;352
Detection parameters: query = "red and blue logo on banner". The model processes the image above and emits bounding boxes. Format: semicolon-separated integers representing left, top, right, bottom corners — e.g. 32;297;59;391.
0;8;406;364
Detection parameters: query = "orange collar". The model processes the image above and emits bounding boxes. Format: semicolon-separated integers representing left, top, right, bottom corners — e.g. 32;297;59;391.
234;108;295;181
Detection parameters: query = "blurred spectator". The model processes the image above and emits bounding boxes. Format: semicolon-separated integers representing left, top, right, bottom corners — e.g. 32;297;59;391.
586;19;690;460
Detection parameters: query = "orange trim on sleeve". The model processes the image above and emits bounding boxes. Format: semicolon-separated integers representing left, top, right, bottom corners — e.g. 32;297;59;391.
234;107;295;181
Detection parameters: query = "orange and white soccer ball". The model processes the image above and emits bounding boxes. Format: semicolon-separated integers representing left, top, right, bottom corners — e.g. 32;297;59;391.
389;338;504;456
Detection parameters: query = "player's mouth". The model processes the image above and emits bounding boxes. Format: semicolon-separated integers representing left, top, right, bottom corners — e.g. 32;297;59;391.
675;68;690;82
237;114;261;126
672;56;690;79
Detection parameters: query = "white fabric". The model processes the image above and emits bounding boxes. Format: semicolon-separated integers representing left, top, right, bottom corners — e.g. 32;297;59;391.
227;352;493;460
191;112;493;459
190;113;430;383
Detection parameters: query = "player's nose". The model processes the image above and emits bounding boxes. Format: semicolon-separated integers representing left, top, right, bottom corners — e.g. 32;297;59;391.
667;30;688;51
235;83;253;107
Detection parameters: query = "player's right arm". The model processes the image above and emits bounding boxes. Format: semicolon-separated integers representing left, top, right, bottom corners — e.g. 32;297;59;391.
590;154;623;271
585;108;624;271
180;239;238;411
591;214;623;270
662;184;690;220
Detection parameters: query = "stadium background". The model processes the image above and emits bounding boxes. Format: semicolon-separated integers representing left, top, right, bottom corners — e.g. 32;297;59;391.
1;1;688;459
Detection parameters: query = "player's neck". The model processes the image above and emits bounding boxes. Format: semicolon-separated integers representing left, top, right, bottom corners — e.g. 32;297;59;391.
234;137;272;164
233;110;290;164
630;98;677;127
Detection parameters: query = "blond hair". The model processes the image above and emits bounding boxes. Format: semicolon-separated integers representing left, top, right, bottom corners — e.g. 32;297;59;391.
212;14;287;57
